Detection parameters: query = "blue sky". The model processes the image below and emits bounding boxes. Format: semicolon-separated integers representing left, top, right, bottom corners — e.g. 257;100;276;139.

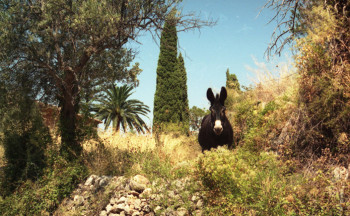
128;0;289;126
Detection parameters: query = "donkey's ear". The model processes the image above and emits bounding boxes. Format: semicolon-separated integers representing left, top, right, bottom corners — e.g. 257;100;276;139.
219;87;227;105
207;88;215;105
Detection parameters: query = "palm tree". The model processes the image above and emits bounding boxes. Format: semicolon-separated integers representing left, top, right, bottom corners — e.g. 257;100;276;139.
93;84;150;133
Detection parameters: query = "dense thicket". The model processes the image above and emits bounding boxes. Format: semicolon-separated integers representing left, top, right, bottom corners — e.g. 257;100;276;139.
293;1;350;161
265;0;350;161
0;78;51;195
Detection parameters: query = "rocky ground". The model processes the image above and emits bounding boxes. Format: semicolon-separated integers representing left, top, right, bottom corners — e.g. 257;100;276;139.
55;174;204;216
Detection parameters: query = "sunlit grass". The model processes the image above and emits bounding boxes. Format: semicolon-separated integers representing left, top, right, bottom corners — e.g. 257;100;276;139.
246;56;298;104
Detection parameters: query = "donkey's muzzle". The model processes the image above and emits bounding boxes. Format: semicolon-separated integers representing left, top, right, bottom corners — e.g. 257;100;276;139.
213;120;223;135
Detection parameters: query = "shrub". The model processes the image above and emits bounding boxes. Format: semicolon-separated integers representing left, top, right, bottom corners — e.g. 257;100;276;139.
0;156;87;215
0;100;52;195
196;146;289;215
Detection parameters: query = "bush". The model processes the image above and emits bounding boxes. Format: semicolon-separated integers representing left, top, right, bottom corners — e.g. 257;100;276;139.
196;147;289;215
0;156;87;215
1;100;52;195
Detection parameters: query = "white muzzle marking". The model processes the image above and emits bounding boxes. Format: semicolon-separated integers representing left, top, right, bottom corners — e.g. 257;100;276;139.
214;120;223;135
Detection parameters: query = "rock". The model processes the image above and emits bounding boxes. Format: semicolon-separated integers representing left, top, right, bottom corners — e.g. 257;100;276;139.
196;199;203;209
99;210;108;216
176;207;188;216
154;206;162;213
111;203;127;214
191;195;199;202
99;177;109;187
333;166;349;181
126;198;141;211
167;191;176;198
130;175;150;192
140;188;152;198
106;204;114;213
73;195;84;206
129;190;140;197
193;210;203;216
110;197;117;205
117;196;127;204
85;175;98;186
132;211;141;216
142;204;151;213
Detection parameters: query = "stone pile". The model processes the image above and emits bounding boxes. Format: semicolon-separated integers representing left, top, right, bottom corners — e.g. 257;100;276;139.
56;174;204;216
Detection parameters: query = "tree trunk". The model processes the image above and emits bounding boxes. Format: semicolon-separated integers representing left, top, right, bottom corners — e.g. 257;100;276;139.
115;117;121;133
59;70;81;161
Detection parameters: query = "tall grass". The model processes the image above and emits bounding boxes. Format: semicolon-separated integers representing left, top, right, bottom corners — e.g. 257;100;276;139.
245;56;298;104
82;129;201;179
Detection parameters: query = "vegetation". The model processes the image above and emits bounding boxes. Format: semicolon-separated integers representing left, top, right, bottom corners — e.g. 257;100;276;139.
0;0;209;161
0;157;87;215
226;68;240;91
189;106;209;132
293;1;350;161
176;53;190;132
92;84;150;133
0;0;349;215
153;12;190;134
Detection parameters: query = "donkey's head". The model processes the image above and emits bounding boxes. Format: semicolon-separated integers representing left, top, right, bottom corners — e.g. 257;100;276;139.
207;87;228;135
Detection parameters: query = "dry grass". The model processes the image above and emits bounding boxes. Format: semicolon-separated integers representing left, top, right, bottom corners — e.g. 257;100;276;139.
83;129;156;153
83;129;201;163
246;56;298;104
82;129;201;176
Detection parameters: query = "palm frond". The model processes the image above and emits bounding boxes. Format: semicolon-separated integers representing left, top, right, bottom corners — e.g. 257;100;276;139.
92;84;150;133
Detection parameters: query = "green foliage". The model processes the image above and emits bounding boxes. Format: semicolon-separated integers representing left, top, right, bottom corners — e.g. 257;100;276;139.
0;95;52;195
196;147;289;215
195;146;347;215
0;0;182;161
0;157;87;215
93;84;150;133
226;68;241;91
189;106;209;132
153;14;190;134
153;14;179;126
176;53;190;132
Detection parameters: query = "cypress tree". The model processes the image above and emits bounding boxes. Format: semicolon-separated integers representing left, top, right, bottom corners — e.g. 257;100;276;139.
153;13;189;133
153;13;179;128
226;68;240;91
177;53;189;132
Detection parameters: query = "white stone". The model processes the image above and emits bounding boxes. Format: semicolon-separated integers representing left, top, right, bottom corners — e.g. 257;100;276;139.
73;195;84;206
140;188;152;198
130;175;150;192
333;166;349;181
117;196;127;204
176;207;188;216
85;175;98;186
196;199;203;208
106;204;114;213
99;210;108;216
